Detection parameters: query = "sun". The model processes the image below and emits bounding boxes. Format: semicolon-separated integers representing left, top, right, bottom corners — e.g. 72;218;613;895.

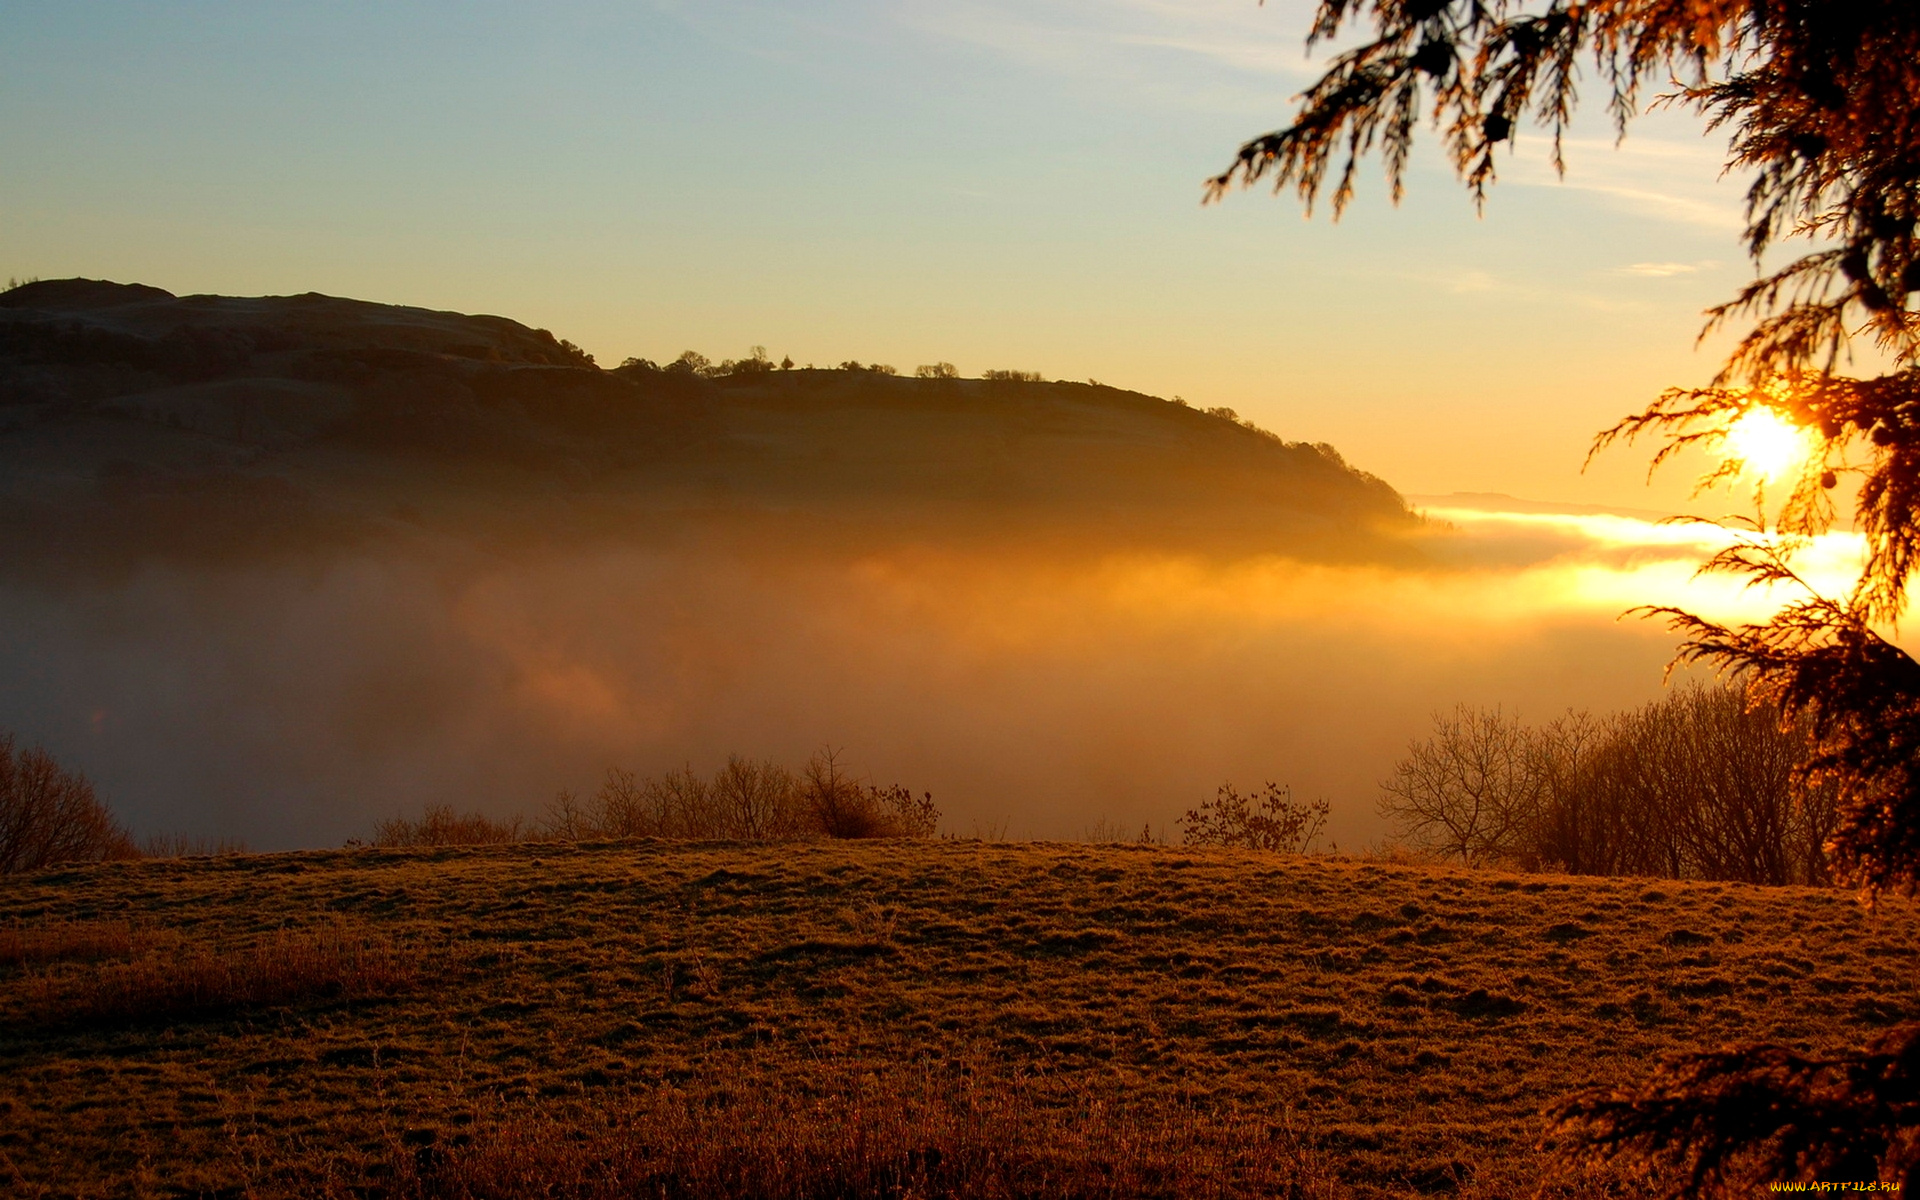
1723;408;1807;482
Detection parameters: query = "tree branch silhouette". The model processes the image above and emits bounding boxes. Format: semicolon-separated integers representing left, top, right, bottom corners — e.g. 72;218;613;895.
1211;1;1920;1190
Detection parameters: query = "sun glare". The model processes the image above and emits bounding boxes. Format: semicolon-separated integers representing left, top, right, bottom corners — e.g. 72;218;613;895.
1723;408;1806;482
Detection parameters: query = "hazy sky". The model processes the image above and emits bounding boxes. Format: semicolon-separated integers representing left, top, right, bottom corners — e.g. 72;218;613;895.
3;0;1756;506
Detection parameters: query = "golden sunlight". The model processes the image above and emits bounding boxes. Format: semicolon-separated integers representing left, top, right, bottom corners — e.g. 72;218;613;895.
1723;407;1807;482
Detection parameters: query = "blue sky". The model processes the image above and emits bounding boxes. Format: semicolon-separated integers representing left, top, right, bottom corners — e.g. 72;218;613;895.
1;0;1757;505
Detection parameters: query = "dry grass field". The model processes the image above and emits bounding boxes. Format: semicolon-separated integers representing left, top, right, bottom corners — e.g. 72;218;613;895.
2;840;1917;1198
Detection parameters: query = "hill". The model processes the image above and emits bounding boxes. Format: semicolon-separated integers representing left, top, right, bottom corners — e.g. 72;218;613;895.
2;841;1914;1197
0;279;1415;570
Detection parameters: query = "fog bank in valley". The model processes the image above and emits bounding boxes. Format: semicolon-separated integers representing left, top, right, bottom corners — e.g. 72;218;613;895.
0;506;1788;850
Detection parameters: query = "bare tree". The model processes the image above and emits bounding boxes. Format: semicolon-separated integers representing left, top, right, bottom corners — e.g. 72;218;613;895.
1660;686;1801;884
1525;686;1835;886
711;756;807;839
539;765;712;839
1520;710;1610;874
1379;705;1539;864
0;735;138;873
1556;719;1684;878
578;767;656;838
642;767;720;838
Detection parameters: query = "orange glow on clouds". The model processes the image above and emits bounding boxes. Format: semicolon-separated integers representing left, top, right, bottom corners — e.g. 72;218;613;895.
1418;506;1868;627
827;505;1877;662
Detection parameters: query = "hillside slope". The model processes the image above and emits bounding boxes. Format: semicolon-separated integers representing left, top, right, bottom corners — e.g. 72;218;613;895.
2;841;1914;1197
0;280;1414;568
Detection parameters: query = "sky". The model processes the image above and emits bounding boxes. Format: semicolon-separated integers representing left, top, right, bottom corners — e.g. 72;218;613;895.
0;0;1766;509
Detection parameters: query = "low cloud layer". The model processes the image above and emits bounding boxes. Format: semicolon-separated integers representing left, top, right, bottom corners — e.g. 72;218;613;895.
0;501;1861;851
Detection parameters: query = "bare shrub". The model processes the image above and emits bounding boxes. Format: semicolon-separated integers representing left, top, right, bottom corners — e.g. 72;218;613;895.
914;362;959;379
1181;783;1329;852
802;746;874;837
543;758;811;840
802;748;938;838
142;833;248;859
600;765;714;838
0;735;139;874
651;766;725;837
376;752;939;847
547;749;942;841
1525;710;1644;876
538;787;596;841
372;805;525;847
870;782;941;838
981;368;1043;383
29;925;420;1023
544;768;666;839
352;1069;1337;1200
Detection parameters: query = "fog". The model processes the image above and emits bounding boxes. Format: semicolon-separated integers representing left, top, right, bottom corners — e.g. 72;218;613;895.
0;502;1868;850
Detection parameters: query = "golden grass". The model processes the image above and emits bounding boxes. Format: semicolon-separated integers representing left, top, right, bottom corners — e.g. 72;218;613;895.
0;841;1915;1198
18;925;420;1025
0;917;138;967
351;1069;1342;1200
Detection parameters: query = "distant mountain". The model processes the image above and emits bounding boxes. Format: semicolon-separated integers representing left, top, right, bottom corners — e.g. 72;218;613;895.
0;279;1416;567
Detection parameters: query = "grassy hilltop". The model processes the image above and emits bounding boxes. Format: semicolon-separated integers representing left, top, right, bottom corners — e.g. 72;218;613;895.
3;841;1916;1198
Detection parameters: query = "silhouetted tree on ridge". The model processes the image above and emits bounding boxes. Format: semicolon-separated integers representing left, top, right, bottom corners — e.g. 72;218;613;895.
1210;1;1920;1191
0;735;138;874
1379;687;1836;883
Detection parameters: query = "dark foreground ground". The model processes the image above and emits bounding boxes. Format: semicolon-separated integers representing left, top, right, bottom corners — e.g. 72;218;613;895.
2;840;1916;1198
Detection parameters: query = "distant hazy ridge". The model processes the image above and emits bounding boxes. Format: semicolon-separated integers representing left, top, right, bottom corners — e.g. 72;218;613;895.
0;279;1412;565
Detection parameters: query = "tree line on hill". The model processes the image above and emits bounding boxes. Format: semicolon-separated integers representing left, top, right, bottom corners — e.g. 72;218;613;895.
0;687;1843;878
1378;683;1835;886
612;346;1040;384
1179;681;1836;888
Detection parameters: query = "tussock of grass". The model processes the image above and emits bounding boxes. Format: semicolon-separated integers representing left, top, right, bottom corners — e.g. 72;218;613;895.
0;917;138;967
21;925;421;1023
357;1072;1338;1200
